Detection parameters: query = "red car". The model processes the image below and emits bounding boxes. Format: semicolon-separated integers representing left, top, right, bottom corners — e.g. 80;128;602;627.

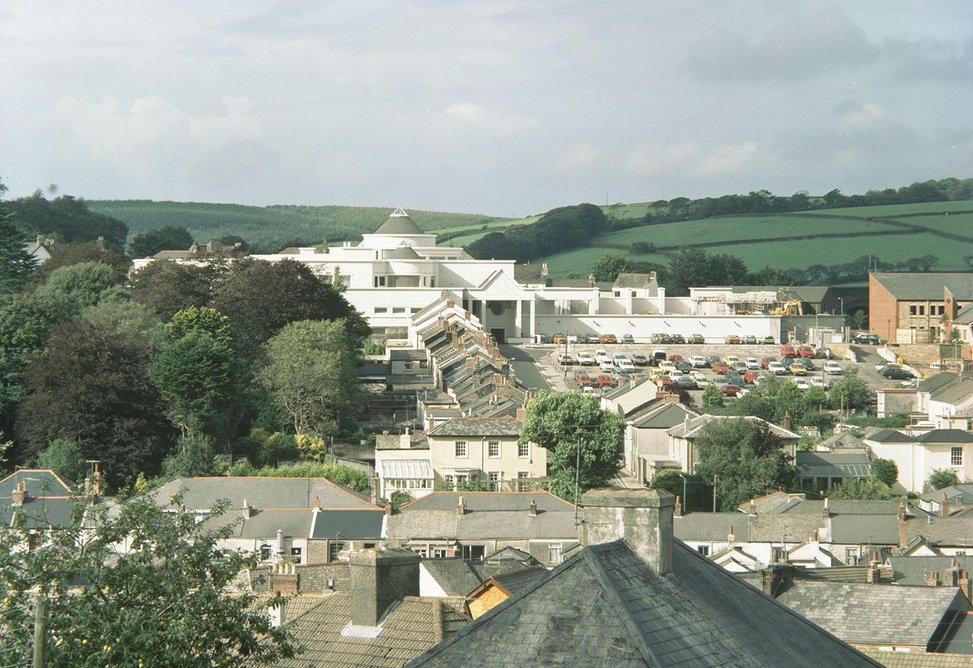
669;354;684;365
718;384;741;396
743;370;760;384
798;345;815;358
711;362;730;374
760;357;775;369
780;344;797;357
596;373;615;388
599;334;618;344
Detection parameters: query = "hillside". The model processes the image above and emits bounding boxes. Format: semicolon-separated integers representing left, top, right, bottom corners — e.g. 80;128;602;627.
87;200;506;253
538;200;973;277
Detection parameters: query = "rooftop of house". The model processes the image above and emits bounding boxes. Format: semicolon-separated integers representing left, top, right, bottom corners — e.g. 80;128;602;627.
144;476;377;512
421;554;540;598
667;414;800;441
915;429;973;444
275;593;469;668
814;430;868;451
613;272;658;289
866;428;918;443
888;555;973;586
920;483;973;505
954;303;973;325
857;647;973;667
905;515;973;548
872;272;973;301
0;469;86;529
796;451;872;480
407;539;877;667
426;417;523;438
775;581;968;649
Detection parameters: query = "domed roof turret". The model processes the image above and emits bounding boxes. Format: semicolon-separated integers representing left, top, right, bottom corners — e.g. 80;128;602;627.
374;208;424;235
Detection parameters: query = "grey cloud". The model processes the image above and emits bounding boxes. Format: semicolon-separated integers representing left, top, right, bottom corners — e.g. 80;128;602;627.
883;36;973;81
685;9;877;80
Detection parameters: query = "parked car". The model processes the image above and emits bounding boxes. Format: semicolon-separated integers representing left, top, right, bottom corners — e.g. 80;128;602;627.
612;352;628;362
557;353;575;365
732;362;749;374
743;335;757;344
711;362;730;374
853;333;881;345
689;370;707;383
657;360;676;373
808;376;826;387
552;333;567;345
762;336;776;345
768;362;788;375
718;383;741;397
675;361;693;373
780;344;797;357
596;373;615;387
760;357;775;369
724;335;742;344
631;352;649;366
581;385;596;395
622;334;635;344
595;349;611;364
651;350;668;365
882;365;914;380
688;333;705;344
823;361;842;375
705;355;722;367
674;375;697;390
670;334;686;344
789;362;808;376
669;369;685;379
599;334;618;344
575;333;591;344
743;370;760;384
745;357;760;369
576;352;596;366
600;360;616;372
650;333;671;344
575;371;593;387
796;358;817;371
616;358;636;373
792;377;810;391
723;355;740;366
798;345;816;358
688;355;707;368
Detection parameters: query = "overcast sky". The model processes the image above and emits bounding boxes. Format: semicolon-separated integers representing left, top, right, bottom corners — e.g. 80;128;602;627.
1;1;970;217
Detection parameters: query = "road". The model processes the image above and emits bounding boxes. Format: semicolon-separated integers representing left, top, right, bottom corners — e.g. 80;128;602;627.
500;345;560;392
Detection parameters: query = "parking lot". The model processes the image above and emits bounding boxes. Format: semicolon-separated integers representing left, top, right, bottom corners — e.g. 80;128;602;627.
507;340;914;404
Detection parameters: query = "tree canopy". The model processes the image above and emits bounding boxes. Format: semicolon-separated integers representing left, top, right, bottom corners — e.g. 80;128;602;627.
129;224;195;258
518;392;623;501
0;494;295;666
0;191;129;251
0;213;37;295
467;204;608;262
692;418;798;511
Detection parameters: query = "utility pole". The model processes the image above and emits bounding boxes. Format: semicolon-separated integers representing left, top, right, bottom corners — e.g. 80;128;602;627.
712;475;719;513
33;592;48;668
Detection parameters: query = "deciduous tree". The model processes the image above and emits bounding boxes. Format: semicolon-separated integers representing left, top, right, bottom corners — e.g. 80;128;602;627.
0;213;36;294
129;258;228;320
926;468;960;492
258;319;361;438
518;392;624;501
36;261;124;309
0;495;295;666
129;224;194;258
693;418;798;511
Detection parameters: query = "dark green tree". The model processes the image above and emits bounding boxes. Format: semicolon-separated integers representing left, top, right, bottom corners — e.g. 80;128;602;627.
162;433;217;478
650;469;710;513
926;468;960;492
0;495;295;666
829;367;873;412
0;191;128;250
870;458;899;487
827;479;894;500
36;261;124;309
129;258;227;320
33;240;130;282
693;418;799;511
212;259;369;358
15;320;175;486
129;225;195;258
35;438;87;482
0;213;37;294
519;392;624;501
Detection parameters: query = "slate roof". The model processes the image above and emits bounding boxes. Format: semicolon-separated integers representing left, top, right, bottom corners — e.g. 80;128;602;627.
858;647;973;667
866;429;915;443
904;515;973;548
421;557;540;598
775;581;965;648
954;303;973;325
384;246;421;260
796;451;872;479
920;372;963;395
782;500;904;516
815;430;868;451
485;566;548;596
631;400;697;429
390;350;429;362
408;540;877;667
145;477;376;511
674;512;750;541
871;273;973;301
388;493;577;542
889;555;973;586
427;417;522;438
920;483;973;505
668;415;799;441
276;593;469;667
738;490;806;514
614;272;657;289
0;469;81;529
830;515;901;545
513;263;546;285
916;429;973;444
310;508;386;540
374;209;426;236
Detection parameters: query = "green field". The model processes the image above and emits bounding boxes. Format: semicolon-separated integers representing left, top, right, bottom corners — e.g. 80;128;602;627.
88;200;503;252
538;200;973;277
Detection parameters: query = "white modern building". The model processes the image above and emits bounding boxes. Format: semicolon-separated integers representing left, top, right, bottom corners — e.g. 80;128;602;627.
133;208;814;344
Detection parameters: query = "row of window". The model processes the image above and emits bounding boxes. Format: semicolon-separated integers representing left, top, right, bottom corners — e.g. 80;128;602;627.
443;471;531;491
385;478;433;490
373;276;438;288
909;303;946;317
951;446;964;466
412;542;563;564
454;440;530;458
374;306;414;315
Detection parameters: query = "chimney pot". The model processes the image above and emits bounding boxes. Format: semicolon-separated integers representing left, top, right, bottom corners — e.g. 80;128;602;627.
528;499;537;517
456;496;466;515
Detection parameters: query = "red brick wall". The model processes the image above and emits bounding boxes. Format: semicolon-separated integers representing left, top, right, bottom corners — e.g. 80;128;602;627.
868;275;899;341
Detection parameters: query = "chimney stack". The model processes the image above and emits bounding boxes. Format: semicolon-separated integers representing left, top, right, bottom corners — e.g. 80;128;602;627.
727;525;735;545
349;548;420;627
748;498;757;515
242;498;253;519
11;480;27;505
822;497;831;519
782;411;791;431
456;496;466;515
940;492;950;518
927;570;941;587
674;496;682;518
581;488;674;575
528;499;537;517
313;496;321;510
897;501;908;548
268;598;286;627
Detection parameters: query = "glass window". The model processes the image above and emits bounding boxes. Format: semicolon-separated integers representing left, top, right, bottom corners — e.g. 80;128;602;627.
463;545;485;562
696;545;709;557
455;441;468;458
374;306;388;314
518;442;530;458
290;547;302;558
259;544;272;561
329;542;345;562
951;446;963;466
488;441;500;457
549;543;563;564
488;472;500;491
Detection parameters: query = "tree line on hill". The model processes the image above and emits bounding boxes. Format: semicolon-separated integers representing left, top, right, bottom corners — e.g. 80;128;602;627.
0;179;374;493
467;203;608;263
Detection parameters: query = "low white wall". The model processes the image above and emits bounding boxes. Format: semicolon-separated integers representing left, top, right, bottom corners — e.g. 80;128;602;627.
533;314;781;343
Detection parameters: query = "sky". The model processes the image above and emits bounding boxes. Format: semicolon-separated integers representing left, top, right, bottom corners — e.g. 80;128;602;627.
1;1;971;217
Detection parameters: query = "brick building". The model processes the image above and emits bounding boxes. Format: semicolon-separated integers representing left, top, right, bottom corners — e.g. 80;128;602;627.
868;272;973;343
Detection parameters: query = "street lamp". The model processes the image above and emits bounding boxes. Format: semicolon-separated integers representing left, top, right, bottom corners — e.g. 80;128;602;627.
677;473;688;512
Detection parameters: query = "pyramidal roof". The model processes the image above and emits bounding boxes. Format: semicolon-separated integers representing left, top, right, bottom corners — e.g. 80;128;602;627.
374;207;425;235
